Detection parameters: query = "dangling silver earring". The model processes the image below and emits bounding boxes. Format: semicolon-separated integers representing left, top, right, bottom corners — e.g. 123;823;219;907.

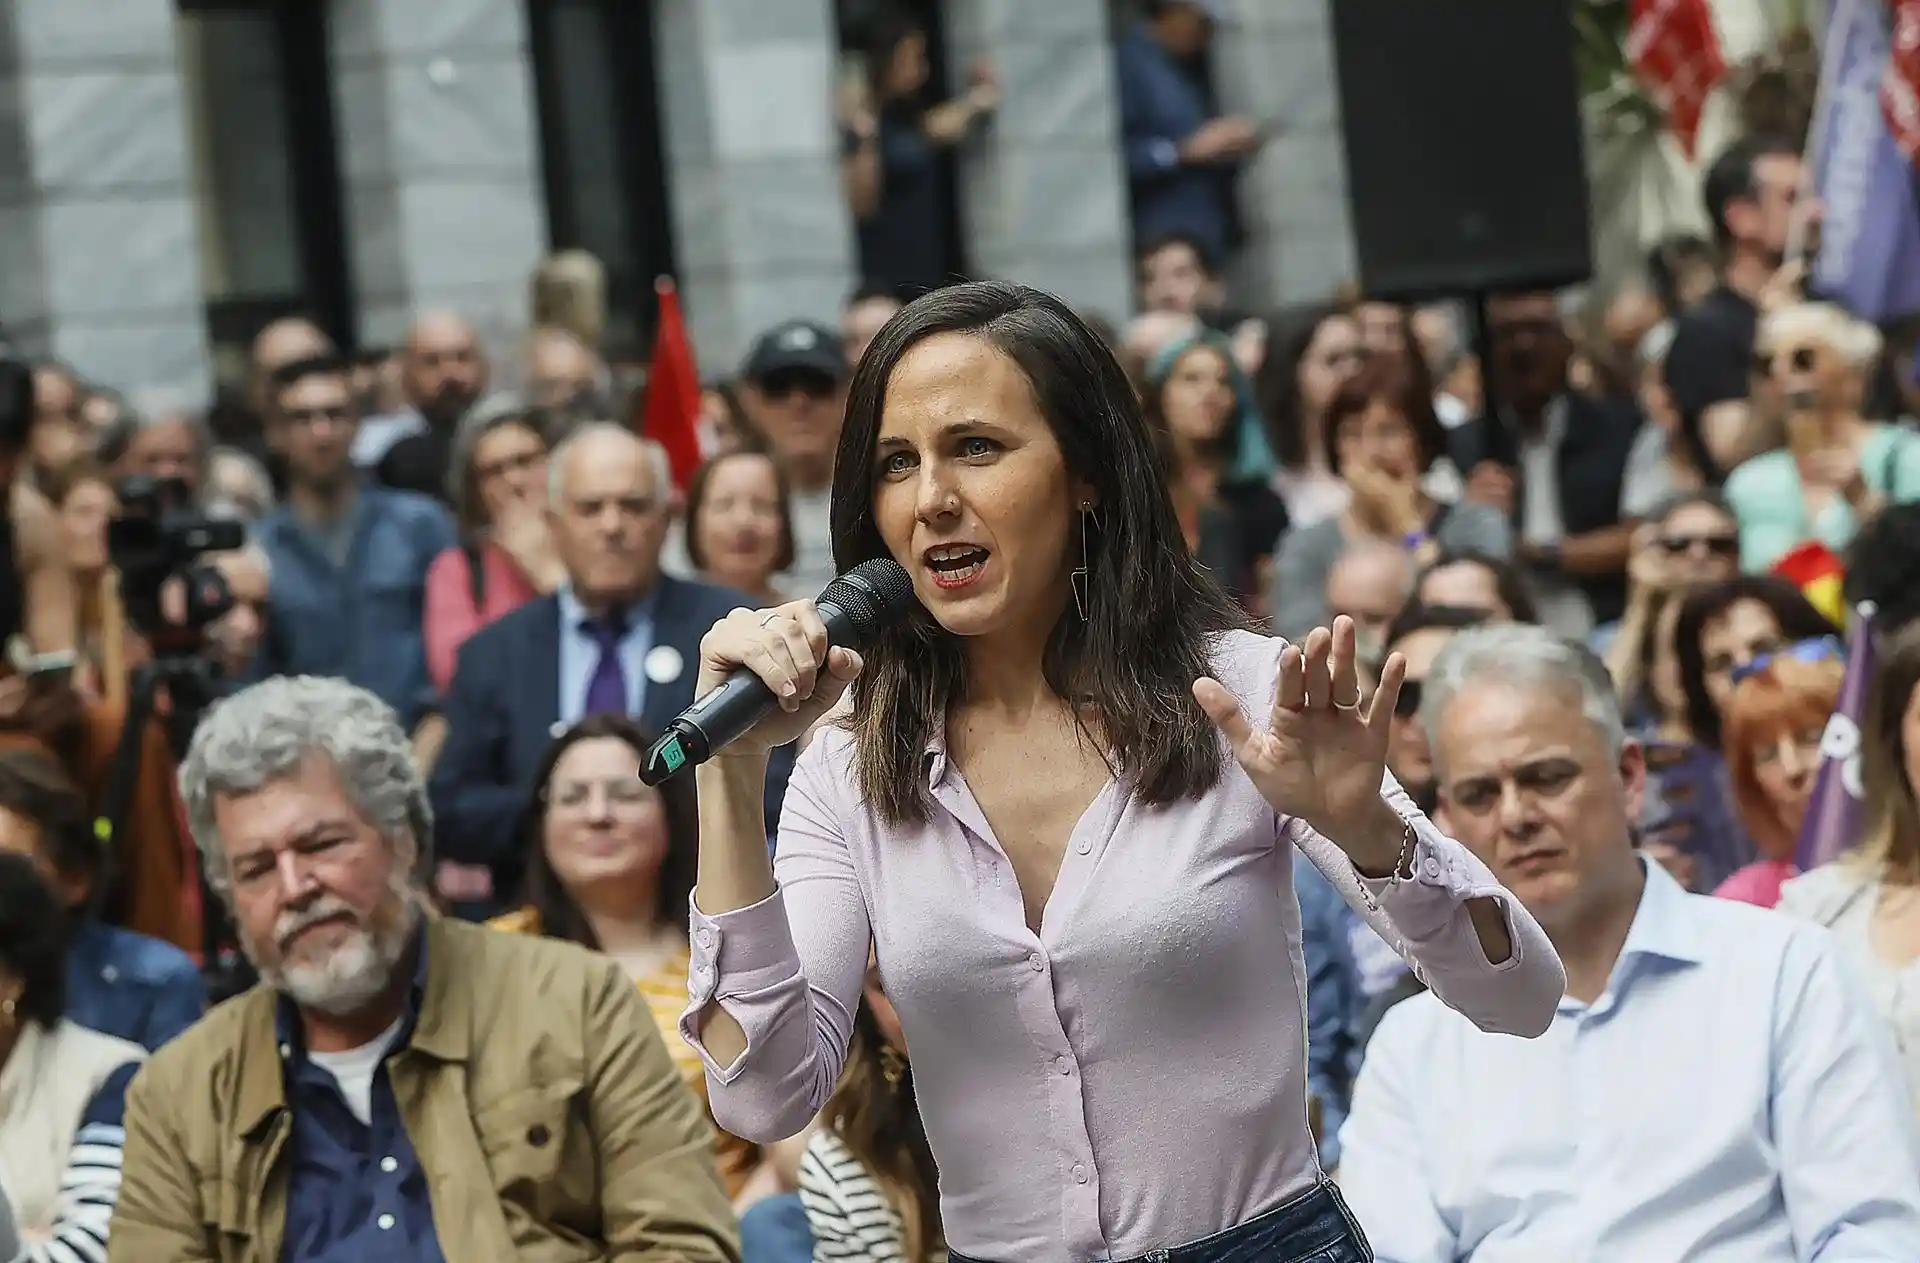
1071;504;1095;620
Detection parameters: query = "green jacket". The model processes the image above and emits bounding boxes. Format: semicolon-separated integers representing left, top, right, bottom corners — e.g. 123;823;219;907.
108;915;740;1262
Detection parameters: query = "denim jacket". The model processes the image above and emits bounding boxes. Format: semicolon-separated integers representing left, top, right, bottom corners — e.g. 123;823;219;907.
64;919;207;1051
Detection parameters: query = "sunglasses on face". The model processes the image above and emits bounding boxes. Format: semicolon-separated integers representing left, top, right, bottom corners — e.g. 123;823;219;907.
1751;345;1819;377
1394;678;1424;718
1728;636;1844;686
1658;533;1738;558
757;370;838;402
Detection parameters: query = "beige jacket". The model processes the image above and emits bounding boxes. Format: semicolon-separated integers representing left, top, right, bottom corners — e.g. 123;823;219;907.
108;915;739;1261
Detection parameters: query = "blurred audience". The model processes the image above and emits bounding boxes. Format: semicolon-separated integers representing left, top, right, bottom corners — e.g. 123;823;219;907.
683;450;795;606
1716;649;1844;906
0;853;144;1262
422;393;557;694
1780;623;1920;1105
1274;358;1508;641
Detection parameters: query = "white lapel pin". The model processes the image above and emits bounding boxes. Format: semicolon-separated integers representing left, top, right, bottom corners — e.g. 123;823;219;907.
644;644;684;686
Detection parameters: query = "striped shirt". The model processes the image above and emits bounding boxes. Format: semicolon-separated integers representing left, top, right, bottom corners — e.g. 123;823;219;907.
798;1130;946;1263
26;1061;137;1263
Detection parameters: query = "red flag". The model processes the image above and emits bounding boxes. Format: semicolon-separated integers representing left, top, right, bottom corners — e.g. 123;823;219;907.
1628;0;1728;159
639;276;703;494
1886;0;1920;165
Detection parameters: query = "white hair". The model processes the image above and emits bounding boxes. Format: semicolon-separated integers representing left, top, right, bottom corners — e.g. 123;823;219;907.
178;675;432;897
1760;301;1884;368
1420;623;1626;762
546;421;671;504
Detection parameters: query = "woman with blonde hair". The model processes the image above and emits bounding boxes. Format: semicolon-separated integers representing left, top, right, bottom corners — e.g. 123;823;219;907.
1723;301;1920;571
1713;647;1845;907
1781;624;1920;1101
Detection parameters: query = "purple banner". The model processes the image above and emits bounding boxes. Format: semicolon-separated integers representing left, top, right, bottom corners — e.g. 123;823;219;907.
1810;0;1920;322
1795;602;1878;871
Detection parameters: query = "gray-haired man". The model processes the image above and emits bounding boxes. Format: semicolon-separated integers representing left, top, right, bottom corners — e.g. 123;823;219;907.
109;675;737;1263
1339;624;1920;1262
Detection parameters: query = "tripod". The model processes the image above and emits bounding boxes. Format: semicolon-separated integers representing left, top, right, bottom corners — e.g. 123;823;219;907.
96;655;256;1002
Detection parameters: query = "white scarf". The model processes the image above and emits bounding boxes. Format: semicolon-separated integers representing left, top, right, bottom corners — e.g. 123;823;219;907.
0;1020;145;1233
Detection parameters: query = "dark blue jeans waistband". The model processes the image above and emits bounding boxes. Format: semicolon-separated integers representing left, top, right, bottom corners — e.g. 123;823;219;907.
949;1179;1372;1263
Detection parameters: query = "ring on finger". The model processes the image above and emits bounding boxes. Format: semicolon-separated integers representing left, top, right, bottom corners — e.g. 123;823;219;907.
759;611;783;628
1331;695;1363;713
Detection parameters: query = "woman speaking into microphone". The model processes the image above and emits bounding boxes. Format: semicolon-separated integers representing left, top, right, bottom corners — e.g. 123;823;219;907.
682;281;1562;1263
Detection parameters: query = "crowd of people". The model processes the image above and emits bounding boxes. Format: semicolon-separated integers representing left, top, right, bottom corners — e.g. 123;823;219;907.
0;34;1917;1257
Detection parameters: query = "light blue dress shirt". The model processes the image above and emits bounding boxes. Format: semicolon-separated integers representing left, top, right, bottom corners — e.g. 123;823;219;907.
555;585;659;726
1339;858;1920;1262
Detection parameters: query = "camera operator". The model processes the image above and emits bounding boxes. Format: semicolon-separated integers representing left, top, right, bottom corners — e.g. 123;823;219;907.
87;473;249;967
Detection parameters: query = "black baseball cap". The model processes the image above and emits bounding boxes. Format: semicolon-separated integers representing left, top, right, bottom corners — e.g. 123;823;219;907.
741;320;848;383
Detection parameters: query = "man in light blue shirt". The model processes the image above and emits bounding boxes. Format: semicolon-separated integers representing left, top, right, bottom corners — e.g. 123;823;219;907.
1341;623;1920;1262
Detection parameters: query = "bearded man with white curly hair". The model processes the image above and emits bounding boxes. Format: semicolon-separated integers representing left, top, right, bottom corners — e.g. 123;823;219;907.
106;675;738;1263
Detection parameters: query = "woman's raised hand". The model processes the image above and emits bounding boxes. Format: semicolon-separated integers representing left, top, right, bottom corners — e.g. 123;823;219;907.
696;600;863;756
1195;616;1407;862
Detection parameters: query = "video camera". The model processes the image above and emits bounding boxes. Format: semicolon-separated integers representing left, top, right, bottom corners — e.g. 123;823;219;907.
107;475;246;656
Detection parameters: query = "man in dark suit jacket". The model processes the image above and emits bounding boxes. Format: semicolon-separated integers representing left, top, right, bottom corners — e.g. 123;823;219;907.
431;423;794;917
1445;292;1653;636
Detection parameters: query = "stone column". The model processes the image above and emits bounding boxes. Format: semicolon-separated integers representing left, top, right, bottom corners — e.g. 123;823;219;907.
942;0;1134;324
1208;0;1357;307
329;0;549;352
654;0;854;374
0;0;213;402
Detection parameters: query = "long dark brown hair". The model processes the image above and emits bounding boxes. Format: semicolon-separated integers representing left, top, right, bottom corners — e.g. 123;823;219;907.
514;714;699;945
1854;623;1920;885
829;281;1252;824
824;997;942;1261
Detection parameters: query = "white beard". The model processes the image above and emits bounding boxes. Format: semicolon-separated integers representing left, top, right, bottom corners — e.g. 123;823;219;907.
252;884;420;1018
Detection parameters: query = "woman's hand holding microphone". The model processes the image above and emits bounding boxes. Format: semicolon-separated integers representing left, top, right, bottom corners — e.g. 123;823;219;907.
695;600;865;758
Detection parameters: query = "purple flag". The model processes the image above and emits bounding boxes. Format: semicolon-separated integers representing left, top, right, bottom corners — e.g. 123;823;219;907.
1809;0;1920;322
1795;601;1879;871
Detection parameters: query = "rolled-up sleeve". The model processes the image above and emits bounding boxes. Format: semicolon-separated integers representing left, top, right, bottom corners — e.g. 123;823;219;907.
1291;773;1564;1038
679;737;871;1143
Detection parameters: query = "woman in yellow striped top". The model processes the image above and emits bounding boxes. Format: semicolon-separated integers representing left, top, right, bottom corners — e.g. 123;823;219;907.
488;713;768;1200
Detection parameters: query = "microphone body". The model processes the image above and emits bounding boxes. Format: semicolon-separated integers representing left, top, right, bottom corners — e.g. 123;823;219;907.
642;559;914;784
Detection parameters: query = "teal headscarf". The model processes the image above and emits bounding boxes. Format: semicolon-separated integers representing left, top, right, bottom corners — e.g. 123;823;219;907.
1144;329;1276;484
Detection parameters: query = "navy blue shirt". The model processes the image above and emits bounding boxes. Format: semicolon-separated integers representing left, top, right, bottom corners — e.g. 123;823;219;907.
63;919;206;1051
251;486;457;730
276;930;444;1263
1114;24;1239;259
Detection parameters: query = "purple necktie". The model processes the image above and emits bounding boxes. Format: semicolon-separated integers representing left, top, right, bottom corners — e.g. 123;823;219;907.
582;614;629;716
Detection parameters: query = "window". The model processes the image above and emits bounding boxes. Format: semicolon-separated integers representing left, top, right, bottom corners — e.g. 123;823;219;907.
527;0;675;355
177;0;351;384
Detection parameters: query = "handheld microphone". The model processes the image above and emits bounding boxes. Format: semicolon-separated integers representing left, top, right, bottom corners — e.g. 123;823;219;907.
641;558;915;784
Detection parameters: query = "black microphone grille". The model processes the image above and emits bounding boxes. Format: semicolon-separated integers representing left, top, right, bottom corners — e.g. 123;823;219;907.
820;558;916;639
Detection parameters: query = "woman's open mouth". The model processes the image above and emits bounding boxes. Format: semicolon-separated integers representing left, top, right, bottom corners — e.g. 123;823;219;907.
925;546;990;590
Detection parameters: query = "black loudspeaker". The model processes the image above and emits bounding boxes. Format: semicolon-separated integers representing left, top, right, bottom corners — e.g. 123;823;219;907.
1330;0;1594;301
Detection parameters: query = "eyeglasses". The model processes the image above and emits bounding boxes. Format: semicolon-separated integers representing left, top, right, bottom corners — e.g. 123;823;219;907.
1728;636;1843;686
1394;678;1424;718
1751;345;1819;378
1658;533;1738;558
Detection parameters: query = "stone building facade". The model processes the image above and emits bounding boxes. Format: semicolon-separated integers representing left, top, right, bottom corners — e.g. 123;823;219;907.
0;0;1353;403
